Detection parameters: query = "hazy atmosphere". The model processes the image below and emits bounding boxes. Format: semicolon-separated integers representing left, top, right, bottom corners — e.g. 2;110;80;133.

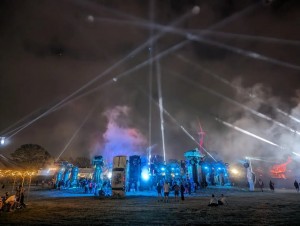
1;0;300;169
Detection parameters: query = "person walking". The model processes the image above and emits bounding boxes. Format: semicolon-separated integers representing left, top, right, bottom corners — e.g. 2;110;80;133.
163;181;170;203
172;182;180;202
180;183;185;201
156;182;163;202
294;180;299;192
269;180;275;192
258;178;264;192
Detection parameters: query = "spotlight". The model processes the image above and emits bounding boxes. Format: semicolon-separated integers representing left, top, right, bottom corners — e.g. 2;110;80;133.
141;171;150;181
0;137;5;145
87;15;94;23
192;6;200;15
107;172;112;179
231;168;239;175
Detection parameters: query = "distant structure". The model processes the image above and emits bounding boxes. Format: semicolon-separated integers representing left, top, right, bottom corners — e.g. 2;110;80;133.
184;148;204;187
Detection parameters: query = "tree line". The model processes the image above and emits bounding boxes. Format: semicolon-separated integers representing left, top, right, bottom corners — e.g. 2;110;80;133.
10;144;91;170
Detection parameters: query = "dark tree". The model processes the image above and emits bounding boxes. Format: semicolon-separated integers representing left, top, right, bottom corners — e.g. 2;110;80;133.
11;144;53;170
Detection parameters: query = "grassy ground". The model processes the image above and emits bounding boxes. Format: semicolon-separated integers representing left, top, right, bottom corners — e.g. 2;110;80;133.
1;187;300;225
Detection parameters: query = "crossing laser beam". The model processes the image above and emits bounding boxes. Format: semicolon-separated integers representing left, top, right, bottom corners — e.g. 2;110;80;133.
215;117;282;148
167;69;300;137
177;54;300;125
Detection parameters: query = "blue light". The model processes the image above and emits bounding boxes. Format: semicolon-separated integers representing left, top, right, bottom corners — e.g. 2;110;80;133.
204;166;208;170
171;168;174;170
218;167;221;170
141;171;150;181
161;167;165;171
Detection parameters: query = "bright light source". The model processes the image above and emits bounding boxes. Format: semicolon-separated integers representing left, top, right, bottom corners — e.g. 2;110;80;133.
293;152;300;157
161;167;165;171
218;167;221;170
107;172;112;179
87;15;94;23
192;6;200;15
0;137;5;145
231;168;239;175
141;171;150;181
204;166;208;170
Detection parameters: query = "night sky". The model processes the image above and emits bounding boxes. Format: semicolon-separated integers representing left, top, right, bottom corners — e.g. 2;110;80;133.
1;0;300;166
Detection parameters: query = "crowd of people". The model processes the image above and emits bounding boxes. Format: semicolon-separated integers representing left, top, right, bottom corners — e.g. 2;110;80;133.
155;179;230;207
156;179;195;203
0;185;26;212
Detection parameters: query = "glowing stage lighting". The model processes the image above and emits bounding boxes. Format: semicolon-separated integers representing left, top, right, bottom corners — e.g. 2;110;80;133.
141;171;150;181
161;167;165;171
107;171;112;179
293;152;300;157
231;168;239;175
0;137;5;145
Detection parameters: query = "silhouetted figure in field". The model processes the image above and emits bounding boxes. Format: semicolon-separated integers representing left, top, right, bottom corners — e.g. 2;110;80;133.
294;180;299;192
218;194;228;206
208;194;218;207
156;182;163;202
269;180;275;192
180;183;185;201
258;179;264;192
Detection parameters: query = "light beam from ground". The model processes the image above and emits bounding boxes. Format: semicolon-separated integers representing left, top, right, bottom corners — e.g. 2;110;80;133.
167;69;300;137
55;101;97;162
93;4;300;72
155;52;166;163
2;4;255;140
192;30;300;46
134;84;217;162
176;54;300;125
2;6;197;139
148;0;155;167
215;117;283;148
186;34;300;71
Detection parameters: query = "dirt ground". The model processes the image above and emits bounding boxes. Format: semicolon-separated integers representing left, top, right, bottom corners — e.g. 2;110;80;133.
1;187;300;225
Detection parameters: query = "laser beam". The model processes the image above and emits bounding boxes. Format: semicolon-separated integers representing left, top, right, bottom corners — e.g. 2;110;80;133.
215;117;282;148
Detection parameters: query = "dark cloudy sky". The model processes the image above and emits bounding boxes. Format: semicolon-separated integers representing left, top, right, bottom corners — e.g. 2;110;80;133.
0;0;300;166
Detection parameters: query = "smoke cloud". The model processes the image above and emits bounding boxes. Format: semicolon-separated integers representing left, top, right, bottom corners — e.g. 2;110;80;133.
98;106;147;164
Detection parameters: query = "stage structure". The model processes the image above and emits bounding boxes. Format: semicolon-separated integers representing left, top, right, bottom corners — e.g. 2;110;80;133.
92;155;104;185
55;161;69;187
165;159;181;181
184;148;204;187
63;162;73;187
111;155;127;198
70;165;79;187
128;155;141;191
